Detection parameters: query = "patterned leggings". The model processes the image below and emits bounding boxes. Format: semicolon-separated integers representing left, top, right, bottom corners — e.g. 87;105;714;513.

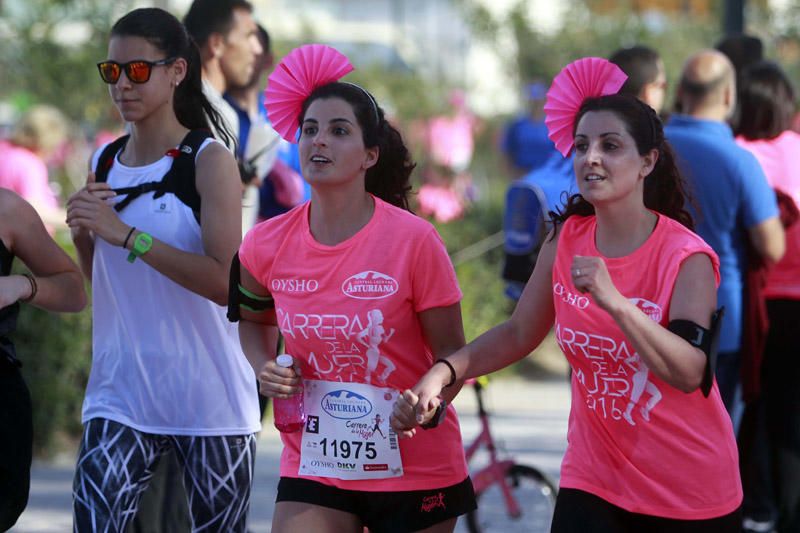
72;418;256;533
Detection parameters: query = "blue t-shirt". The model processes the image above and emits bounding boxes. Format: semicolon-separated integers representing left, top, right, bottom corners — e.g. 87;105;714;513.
501;117;559;172
665;114;778;352
521;151;577;217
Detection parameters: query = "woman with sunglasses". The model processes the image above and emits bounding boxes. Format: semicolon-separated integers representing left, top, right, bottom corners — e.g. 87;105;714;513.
66;8;258;532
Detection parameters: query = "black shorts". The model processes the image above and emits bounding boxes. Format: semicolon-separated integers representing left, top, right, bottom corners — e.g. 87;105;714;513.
551;488;742;533
276;476;476;533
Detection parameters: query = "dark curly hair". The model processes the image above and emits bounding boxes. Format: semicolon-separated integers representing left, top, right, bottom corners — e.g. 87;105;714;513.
552;93;695;231
300;82;415;210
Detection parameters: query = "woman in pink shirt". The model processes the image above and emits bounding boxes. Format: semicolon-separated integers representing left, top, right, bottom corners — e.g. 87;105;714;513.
236;61;476;530
735;60;800;533
403;92;742;531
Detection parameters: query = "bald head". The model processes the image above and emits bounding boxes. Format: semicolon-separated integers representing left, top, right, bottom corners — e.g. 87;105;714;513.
678;50;736;119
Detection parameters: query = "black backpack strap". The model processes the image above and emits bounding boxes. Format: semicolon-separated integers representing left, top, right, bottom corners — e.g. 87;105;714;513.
105;130;212;223
111;182;163;212
94;135;130;183
157;130;213;224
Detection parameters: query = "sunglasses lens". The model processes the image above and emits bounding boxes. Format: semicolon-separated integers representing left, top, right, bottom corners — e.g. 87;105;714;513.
98;62;120;84
126;61;151;83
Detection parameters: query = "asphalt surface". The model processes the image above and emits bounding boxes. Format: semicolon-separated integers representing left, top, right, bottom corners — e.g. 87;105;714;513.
12;376;571;533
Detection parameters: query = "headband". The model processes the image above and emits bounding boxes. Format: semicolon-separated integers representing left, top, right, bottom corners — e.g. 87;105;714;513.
264;44;354;143
543;57;628;157
341;81;380;127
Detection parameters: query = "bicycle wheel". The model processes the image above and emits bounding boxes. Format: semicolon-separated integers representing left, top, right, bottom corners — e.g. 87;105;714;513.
465;463;558;533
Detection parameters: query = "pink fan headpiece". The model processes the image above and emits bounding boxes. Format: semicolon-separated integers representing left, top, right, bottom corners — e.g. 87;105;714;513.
265;44;354;143
544;57;628;157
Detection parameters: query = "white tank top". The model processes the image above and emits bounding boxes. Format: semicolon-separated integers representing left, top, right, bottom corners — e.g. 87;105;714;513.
82;139;260;436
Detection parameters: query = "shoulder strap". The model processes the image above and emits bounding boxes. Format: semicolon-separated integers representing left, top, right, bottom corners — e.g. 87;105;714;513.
156;130;212;224
94;135;130;183
107;130;212;224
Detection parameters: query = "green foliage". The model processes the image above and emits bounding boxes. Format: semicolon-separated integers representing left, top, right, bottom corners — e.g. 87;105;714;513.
0;0;134;122
437;199;508;343
457;0;723;108
12;232;91;457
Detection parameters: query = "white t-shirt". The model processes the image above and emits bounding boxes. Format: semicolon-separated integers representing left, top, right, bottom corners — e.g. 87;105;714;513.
82;139;260;436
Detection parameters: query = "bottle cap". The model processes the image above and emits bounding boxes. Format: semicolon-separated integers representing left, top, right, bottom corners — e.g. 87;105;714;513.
276;354;294;368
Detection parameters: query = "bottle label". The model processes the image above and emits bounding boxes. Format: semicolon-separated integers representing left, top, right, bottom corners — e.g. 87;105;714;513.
298;379;403;480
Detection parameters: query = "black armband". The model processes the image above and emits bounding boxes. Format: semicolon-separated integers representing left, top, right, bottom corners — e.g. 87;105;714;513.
667;307;725;398
227;253;274;322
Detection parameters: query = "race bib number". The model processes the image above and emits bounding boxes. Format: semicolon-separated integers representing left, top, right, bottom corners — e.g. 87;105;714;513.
299;380;403;480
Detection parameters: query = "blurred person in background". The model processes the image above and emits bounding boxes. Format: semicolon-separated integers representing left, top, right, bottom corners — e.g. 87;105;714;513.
715;33;764;128
0;189;86;531
0;105;69;228
418;89;479;223
665;50;784;425
184;0;273;233
735;60;800;533
224;23;302;229
500;82;559;179
610;45;668;117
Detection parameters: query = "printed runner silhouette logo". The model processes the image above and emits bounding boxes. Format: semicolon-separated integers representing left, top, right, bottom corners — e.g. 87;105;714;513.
420;492;446;512
342;271;399;299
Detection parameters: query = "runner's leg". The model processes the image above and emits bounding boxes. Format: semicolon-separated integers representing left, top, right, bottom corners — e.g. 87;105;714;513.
72;419;166;532
173;433;256;533
272;501;362;533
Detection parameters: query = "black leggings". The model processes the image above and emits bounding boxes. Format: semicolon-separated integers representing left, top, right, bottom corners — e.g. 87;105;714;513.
73;418;256;533
551;488;741;533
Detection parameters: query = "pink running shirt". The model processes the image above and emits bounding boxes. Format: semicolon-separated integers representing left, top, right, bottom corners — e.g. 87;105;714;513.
239;196;469;491
553;214;742;519
737;131;800;300
0;141;58;209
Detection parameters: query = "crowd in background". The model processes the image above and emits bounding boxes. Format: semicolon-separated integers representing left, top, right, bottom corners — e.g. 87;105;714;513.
2;1;800;532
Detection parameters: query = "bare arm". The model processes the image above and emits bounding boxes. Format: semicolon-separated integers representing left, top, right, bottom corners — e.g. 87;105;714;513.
236;263;298;399
418;303;467;404
573;252;716;392
0;191;86;312
748;216;785;265
67;143;242;305
410;231;558;412
391;303;467;435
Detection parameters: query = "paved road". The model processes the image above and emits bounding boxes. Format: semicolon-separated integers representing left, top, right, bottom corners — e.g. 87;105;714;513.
12;377;570;533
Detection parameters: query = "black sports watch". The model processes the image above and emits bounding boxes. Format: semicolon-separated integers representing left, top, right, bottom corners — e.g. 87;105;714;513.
420;399;447;430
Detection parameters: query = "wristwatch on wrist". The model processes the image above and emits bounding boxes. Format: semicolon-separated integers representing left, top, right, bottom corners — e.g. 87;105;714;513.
420;399;448;430
127;232;153;263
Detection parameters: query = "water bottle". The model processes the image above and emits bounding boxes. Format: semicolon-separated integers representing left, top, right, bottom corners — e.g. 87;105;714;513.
273;354;306;433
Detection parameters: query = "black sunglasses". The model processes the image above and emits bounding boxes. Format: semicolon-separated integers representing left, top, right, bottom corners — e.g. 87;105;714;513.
97;57;177;84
